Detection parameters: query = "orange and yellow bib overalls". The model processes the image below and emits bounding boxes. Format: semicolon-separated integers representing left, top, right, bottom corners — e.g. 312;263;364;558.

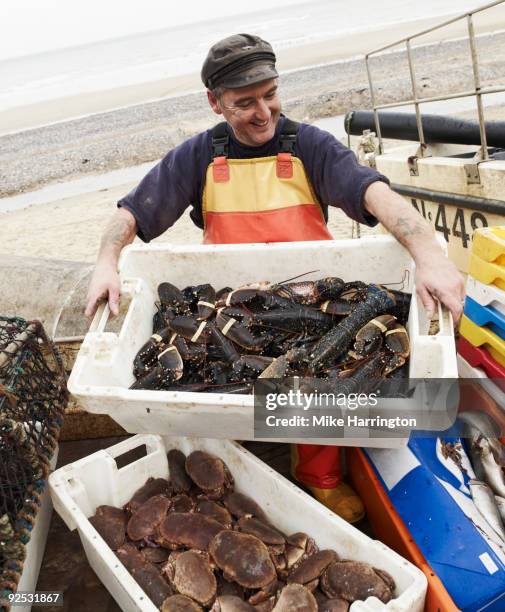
202;120;342;491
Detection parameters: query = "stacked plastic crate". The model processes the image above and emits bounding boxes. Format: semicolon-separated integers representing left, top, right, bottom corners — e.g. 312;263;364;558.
458;227;505;411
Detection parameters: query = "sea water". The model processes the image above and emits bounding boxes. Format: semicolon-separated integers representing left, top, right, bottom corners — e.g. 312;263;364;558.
0;0;482;113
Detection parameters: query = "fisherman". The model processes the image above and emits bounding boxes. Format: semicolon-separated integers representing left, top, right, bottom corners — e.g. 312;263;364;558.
85;33;465;523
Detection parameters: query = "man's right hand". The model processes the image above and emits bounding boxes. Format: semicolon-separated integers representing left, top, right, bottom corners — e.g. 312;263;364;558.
85;208;137;319
85;261;121;318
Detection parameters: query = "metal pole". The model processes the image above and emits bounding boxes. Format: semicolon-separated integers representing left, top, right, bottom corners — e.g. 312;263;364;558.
368;85;505;110
367;0;505;55
467;13;489;160
365;55;384;154
406;38;425;153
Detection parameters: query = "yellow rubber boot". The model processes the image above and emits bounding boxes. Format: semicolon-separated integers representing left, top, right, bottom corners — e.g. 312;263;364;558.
290;444;365;523
307;482;365;524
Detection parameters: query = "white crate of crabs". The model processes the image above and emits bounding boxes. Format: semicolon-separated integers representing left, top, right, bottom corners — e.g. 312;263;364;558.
68;237;457;444
49;434;427;611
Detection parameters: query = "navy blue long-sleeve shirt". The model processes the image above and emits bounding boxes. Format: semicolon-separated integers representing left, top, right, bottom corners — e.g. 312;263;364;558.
119;116;389;242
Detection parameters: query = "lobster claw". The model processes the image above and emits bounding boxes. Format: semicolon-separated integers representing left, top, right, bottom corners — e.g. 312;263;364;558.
130;345;184;390
194;284;216;320
215;311;270;352
133;326;172;377
353;314;397;358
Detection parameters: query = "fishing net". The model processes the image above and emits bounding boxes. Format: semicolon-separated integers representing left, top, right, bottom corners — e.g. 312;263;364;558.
0;317;67;605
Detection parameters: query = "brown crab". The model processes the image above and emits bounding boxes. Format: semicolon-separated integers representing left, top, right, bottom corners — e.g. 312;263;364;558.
287;549;338;592
141;547;170;564
270;552;287;576
210;595;255;611
161;594;203;611
314;589;350;612
215;575;245;599
320;561;395;604
167;448;193;493
253;597;276;611
210;530;276;589
273;583;317;611
116;543;173;607
170;493;196;513
223;492;268;522
89;505;127;550
125;477;171;514
164;550;217;606
198;500;233;528
127;494;171;541
282;532;318;574
158;512;224;551
247;577;278;606
186;450;234;500
236;517;285;555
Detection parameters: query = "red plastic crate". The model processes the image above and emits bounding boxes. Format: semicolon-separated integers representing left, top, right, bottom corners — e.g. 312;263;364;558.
457;336;505;391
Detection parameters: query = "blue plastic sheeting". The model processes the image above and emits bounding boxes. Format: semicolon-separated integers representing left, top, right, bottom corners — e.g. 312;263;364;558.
366;437;505;611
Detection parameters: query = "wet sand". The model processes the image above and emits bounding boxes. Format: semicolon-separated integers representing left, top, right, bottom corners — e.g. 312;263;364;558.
0;184;377;264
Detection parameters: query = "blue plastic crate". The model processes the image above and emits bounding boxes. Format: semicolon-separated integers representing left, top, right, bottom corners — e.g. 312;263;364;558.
464;296;505;340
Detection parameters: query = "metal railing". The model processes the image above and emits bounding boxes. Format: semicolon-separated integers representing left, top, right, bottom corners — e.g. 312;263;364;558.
365;0;505;159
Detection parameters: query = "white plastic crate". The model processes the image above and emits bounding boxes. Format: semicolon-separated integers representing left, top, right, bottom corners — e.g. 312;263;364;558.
48;434;427;612
465;276;505;315
68;237;458;446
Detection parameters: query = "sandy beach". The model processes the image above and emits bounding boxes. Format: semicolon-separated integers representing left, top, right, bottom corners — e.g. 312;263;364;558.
1;23;505;267
0;187;376;264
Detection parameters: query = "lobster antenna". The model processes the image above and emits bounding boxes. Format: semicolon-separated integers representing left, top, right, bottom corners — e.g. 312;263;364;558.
379;269;410;290
275;270;320;286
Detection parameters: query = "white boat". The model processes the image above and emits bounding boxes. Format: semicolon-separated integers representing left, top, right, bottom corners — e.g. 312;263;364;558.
346;0;505;273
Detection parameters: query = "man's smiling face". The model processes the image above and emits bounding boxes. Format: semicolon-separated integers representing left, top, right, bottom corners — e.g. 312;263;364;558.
207;79;281;147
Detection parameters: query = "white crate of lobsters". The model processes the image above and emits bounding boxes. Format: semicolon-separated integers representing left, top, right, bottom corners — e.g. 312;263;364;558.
49;434;427;611
68;237;457;444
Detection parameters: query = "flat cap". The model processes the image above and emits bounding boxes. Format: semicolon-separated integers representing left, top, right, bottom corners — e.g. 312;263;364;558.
201;33;278;90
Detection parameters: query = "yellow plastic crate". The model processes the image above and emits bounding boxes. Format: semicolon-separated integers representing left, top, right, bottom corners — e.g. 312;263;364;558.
468;253;505;291
471;226;505;266
459;314;505;367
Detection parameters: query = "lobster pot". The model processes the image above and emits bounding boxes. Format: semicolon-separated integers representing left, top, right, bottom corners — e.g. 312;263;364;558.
68;237;458;447
0;317;67;607
49;433;427;612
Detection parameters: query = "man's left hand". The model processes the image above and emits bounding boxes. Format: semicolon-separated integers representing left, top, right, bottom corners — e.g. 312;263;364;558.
414;252;465;324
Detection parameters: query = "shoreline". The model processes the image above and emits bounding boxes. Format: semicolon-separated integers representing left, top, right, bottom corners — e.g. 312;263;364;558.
3;11;505;136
